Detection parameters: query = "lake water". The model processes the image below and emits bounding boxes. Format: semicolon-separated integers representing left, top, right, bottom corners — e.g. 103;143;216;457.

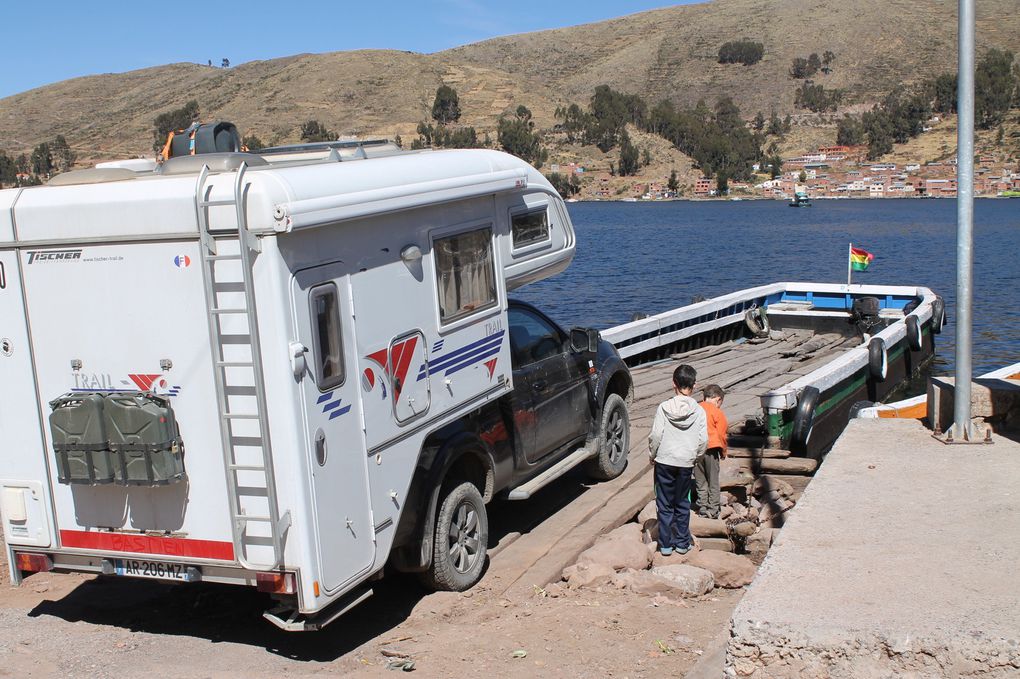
513;199;1019;376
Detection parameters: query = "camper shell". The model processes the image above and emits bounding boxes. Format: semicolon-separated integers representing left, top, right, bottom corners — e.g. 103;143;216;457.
0;144;632;629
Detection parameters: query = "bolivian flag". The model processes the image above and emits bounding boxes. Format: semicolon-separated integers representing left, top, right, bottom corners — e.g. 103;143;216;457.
850;246;874;272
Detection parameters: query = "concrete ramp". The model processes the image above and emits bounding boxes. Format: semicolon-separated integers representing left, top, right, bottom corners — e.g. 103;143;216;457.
727;418;1020;678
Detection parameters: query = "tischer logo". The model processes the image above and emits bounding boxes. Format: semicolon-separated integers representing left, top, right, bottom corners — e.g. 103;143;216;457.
27;249;82;264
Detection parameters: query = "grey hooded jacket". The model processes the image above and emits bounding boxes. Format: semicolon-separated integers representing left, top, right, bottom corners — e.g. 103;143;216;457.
648;394;708;468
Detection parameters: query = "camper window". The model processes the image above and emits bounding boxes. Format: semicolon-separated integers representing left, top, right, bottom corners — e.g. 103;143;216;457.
434;227;498;324
310;284;345;390
511;209;550;249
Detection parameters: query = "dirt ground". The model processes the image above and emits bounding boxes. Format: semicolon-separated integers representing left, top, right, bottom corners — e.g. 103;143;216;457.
0;522;741;679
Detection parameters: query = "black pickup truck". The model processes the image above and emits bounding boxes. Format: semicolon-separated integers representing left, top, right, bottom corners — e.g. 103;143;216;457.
391;300;634;591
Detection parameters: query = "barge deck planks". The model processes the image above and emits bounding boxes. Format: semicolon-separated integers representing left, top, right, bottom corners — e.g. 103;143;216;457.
627;330;861;439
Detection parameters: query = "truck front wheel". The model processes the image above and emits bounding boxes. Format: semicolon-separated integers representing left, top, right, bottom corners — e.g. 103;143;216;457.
421;481;488;591
586;393;631;480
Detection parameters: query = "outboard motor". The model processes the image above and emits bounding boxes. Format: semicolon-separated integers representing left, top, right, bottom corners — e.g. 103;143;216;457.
850;296;882;336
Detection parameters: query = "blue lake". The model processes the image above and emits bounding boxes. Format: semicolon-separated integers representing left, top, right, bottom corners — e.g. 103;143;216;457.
513;199;1019;376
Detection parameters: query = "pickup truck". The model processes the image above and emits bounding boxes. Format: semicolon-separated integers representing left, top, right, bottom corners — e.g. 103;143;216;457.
391;300;634;591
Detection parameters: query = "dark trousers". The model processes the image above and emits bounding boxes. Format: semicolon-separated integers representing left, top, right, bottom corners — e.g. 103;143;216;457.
654;462;693;550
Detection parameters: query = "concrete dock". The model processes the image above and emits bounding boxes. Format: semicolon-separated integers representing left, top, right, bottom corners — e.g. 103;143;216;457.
727;418;1020;677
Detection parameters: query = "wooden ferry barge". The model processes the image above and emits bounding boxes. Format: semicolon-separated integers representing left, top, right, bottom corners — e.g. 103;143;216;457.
601;282;943;458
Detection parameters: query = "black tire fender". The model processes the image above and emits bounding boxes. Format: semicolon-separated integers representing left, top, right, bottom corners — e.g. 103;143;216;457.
420;480;488;592
931;296;946;335
868;336;888;382
791;386;820;454
744;307;770;337
585;392;630;481
905;315;923;351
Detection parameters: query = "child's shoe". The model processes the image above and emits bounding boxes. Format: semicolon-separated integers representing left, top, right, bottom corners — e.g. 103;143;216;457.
659;546;673;556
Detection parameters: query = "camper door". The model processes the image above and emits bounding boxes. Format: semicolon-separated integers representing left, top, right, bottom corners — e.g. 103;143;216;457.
293;263;374;593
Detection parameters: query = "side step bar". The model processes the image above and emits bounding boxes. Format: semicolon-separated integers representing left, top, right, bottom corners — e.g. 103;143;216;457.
263;586;374;632
507;446;596;500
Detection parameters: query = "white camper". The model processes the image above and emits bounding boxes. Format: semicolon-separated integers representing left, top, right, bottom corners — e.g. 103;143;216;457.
0;142;633;629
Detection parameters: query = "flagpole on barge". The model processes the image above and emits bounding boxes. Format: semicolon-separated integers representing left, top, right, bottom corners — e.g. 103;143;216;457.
847;242;852;286
952;0;975;441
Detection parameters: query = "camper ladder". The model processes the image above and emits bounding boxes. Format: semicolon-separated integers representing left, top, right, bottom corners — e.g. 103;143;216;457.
195;163;291;571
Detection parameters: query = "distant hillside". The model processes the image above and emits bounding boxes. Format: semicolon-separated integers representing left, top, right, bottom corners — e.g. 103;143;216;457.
0;0;1018;163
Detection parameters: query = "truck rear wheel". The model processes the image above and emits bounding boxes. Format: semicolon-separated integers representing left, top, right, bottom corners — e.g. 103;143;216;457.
586;393;630;480
421;480;488;591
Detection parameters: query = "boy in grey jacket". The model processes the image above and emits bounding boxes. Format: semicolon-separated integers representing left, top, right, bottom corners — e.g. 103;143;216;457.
648;364;708;555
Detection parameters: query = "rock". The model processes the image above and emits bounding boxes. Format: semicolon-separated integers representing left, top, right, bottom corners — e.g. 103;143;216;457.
690;515;728;538
577;523;650;571
649;543;701;568
732;521;757;538
650;564;715;596
745;507;759;523
749;497;762;510
637;499;657;526
685;550;757;588
753;476;794;499
744;528;774;564
730;502;747;517
697;537;734;552
561;562;616;589
719;506;735;520
611;567;711;598
720;491;734;506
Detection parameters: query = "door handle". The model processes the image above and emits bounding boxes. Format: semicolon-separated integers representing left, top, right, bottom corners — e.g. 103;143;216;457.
314;429;327;466
531;380;547;391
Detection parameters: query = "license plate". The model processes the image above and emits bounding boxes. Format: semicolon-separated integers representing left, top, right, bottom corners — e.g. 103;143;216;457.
114;559;194;581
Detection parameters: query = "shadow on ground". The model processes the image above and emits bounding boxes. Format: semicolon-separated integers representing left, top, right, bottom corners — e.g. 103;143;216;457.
26;469;596;663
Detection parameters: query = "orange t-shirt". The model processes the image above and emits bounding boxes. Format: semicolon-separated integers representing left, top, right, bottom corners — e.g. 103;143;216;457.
700;400;728;453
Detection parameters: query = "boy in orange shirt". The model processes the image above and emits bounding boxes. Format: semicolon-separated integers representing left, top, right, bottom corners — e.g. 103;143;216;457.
695;384;728;519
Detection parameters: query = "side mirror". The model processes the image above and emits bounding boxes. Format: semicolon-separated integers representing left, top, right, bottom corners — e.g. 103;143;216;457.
570;327;599;354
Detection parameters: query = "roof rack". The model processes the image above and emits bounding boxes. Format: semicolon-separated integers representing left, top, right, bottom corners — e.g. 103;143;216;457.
257;138;401;159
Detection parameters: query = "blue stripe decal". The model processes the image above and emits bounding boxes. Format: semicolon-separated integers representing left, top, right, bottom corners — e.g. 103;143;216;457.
444;345;502;377
328;405;352;420
424;336;502;374
322;399;342;412
417;331;505;379
316;392;334;404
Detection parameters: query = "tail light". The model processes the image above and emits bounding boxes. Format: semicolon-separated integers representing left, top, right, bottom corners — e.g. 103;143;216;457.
255;571;296;594
15;552;53;574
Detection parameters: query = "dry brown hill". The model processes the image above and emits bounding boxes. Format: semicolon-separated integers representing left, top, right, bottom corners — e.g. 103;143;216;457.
0;0;1018;162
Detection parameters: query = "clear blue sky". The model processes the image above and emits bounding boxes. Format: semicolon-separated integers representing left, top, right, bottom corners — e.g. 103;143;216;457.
3;1;702;99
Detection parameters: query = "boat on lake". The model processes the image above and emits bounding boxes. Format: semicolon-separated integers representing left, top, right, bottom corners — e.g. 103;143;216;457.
789;191;811;207
601;282;943;459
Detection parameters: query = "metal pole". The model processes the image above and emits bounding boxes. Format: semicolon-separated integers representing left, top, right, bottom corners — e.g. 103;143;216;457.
952;0;975;440
847;242;852;286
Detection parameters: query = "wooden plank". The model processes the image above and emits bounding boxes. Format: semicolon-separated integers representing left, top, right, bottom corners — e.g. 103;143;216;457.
727;447;791;459
731;457;817;475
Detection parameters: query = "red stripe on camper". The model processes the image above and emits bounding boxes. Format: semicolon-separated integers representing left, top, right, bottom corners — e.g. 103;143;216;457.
60;530;235;561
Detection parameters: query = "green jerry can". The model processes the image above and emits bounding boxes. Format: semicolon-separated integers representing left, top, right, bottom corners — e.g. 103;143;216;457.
49;393;117;484
104;393;185;486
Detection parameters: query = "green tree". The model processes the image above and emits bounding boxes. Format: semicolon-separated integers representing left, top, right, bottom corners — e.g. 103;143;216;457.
0;151;16;188
667;169;679;193
807;53;822;75
547;172;580;197
242;134;264;151
716;171;729;195
798;169;807;183
767;110;784;136
718;40;765;66
641;147;652;167
836;115;866;146
618;130;640;176
753;111;766;132
30;142;52;176
769;155;782;179
975;48;1015;129
931;73;957;113
497;106;547;168
300;120;337;142
431;85;461;124
821;50;836;73
15;154;29;175
152;100;199;152
51;135;76;172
